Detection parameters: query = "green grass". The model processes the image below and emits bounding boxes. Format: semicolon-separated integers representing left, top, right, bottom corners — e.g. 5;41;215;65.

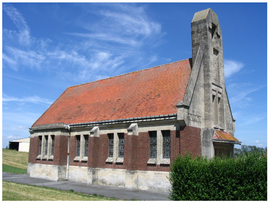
2;181;120;201
2;149;126;201
2;149;29;171
2;164;27;174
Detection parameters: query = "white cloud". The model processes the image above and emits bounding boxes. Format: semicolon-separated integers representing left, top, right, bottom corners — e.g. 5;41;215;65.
69;33;140;47
3;4;31;46
100;7;161;37
238;114;266;127
255;140;260;143
3;4;164;84
3;94;53;105
230;85;265;104
7;135;17;139
224;59;244;78
2;53;18;70
5;46;45;70
71;4;162;49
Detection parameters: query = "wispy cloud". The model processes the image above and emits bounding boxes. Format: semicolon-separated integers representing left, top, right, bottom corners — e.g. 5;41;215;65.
3;94;53;105
3;4;164;84
238;113;266;127
99;6;161;37
229;85;266;105
3;4;31;46
69;33;140;47
70;4;162;49
224;59;244;78
4;46;45;70
2;53;17;70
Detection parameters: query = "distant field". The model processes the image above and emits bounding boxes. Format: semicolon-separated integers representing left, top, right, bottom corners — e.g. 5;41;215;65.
2;181;119;201
2;149;29;172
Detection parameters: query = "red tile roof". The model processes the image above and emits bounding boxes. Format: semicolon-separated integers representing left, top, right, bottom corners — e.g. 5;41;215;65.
32;59;191;127
214;130;240;142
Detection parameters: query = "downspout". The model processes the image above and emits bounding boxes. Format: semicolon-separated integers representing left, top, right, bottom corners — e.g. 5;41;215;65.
64;124;70;180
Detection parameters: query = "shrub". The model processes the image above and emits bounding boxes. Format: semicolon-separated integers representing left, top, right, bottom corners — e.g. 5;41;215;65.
169;151;267;200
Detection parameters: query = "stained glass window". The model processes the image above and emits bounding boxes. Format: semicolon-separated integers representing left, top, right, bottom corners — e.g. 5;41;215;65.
38;136;42;155
51;135;55;156
84;135;88;157
118;133;124;158
149;131;157;158
108;134;114;157
44;136;48;155
162;131;170;159
76;135;80;156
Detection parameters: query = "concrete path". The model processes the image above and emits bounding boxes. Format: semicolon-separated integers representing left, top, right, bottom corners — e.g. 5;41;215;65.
2;172;170;201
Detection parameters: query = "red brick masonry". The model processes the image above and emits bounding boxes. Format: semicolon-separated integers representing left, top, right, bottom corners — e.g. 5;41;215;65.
29;126;201;172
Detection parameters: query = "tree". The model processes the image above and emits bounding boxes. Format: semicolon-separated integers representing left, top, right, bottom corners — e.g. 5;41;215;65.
235;145;267;158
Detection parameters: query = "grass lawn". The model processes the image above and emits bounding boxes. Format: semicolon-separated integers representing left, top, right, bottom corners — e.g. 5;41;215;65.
2;164;27;174
2;149;29;171
2;181;119;201
2;149;123;201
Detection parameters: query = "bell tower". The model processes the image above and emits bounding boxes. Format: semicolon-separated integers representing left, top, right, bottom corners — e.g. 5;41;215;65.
191;8;227;130
177;8;237;158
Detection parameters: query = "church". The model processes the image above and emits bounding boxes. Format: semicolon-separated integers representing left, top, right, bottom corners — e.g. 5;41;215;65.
27;8;241;193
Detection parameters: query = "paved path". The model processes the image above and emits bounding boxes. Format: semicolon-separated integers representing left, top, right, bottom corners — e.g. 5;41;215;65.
2;172;170;201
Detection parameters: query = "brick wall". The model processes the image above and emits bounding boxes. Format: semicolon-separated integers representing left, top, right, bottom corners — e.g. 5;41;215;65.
125;133;138;170
170;130;180;161
29;127;202;171
28;135;68;166
180;125;201;157
88;137;99;168
28;137;39;163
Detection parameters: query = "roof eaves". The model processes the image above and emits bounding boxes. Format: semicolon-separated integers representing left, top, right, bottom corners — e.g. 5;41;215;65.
70;114;177;128
212;139;241;145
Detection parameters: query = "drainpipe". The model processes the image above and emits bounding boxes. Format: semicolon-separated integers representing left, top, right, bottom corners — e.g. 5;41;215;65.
64;124;70;180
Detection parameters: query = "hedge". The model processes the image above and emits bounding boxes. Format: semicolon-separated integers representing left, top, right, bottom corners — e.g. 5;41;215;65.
169;152;267;200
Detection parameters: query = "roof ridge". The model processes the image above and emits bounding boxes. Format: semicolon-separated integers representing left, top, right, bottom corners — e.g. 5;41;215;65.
68;58;190;90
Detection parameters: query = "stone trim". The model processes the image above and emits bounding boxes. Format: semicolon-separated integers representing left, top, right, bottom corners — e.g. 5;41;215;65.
127;123;138;136
105;132;125;164
73;134;89;162
30;123;68;132
147;130;171;165
69;114;177;128
90;126;100;137
36;134;55;161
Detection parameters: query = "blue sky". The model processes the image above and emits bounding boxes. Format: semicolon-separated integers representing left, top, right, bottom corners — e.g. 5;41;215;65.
2;3;267;149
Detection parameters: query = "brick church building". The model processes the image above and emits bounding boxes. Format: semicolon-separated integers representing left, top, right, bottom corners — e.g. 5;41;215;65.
28;8;240;193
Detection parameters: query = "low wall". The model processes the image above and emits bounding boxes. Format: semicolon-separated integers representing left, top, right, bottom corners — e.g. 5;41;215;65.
27;163;170;193
27;163;66;181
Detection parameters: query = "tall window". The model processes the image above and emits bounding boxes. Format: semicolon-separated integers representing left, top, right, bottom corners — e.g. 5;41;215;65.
38;136;42;155
162;131;170;159
118;133;124;158
84;135;89;157
149;131;157;158
76;135;80;157
37;135;55;160
108;134;114;157
51;135;55;156
44;136;48;155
